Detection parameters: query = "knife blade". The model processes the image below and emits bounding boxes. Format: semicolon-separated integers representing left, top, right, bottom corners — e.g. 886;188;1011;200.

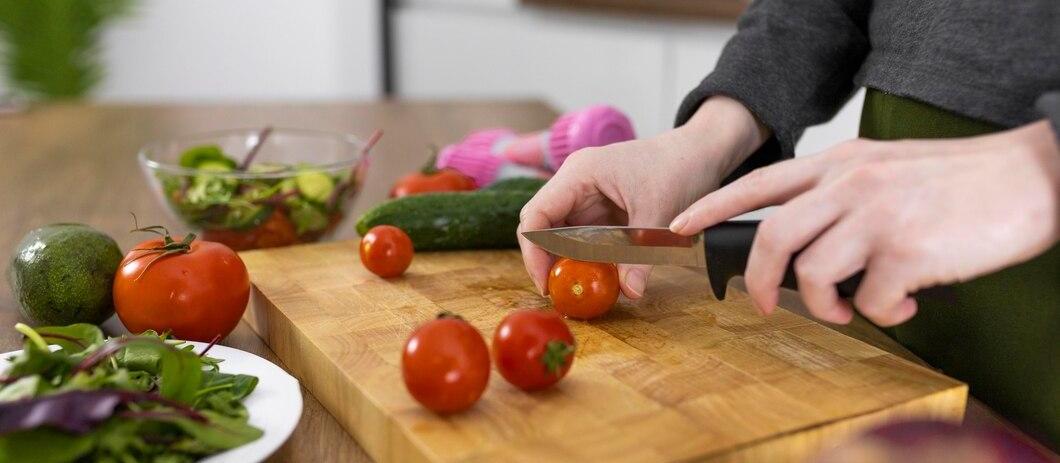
522;221;863;300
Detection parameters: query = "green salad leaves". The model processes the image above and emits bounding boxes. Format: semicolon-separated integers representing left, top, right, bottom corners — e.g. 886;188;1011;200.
157;143;350;247
0;323;262;463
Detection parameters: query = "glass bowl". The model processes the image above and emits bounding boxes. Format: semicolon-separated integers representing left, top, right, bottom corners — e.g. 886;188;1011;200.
139;127;368;251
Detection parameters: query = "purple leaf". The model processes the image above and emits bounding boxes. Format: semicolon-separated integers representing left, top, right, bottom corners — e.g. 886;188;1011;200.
0;390;205;436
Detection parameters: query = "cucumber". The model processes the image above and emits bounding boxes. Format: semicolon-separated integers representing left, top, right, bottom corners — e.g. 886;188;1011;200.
356;191;536;250
485;177;548;192
295;170;334;203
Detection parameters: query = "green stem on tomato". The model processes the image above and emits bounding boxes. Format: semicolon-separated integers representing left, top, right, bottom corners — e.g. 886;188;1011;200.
541;340;575;376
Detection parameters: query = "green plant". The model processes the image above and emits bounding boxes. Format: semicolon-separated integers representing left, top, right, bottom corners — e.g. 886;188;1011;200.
0;0;134;100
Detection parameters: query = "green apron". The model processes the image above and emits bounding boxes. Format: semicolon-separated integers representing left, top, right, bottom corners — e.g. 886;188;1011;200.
859;88;1060;449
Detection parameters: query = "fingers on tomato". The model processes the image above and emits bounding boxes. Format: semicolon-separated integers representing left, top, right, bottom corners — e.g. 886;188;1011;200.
493;309;575;391
401;314;490;413
113;238;251;342
547;258;619;320
360;225;414;278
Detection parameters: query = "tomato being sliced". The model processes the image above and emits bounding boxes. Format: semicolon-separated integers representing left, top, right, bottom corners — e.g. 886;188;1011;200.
548;258;619;320
359;225;413;278
114;232;250;342
493;309;575;391
402;313;490;414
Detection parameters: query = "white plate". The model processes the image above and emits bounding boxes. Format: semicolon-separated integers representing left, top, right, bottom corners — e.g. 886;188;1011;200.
1;341;302;463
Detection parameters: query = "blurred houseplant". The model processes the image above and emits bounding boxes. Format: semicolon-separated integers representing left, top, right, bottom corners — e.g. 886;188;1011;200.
0;0;134;100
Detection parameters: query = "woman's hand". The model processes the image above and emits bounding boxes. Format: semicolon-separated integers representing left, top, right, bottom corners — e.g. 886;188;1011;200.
669;120;1060;326
518;96;769;298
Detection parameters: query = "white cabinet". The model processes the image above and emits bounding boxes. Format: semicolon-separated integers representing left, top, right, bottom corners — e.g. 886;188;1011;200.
395;1;864;153
395;6;670;136
97;0;381;101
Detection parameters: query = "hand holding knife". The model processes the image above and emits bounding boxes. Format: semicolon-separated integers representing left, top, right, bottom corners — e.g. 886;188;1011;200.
522;221;865;303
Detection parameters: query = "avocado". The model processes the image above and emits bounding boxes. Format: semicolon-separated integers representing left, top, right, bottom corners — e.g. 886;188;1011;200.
8;224;123;325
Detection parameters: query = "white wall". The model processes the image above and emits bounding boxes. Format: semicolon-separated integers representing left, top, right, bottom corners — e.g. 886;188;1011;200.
395;1;864;154
97;0;381;101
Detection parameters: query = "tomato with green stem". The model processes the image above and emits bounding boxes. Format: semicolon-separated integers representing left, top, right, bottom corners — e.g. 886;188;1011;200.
113;222;250;342
492;309;575;391
401;313;490;413
548;258;619;320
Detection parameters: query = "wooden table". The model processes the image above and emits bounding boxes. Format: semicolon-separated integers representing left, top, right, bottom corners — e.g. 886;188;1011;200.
0;102;1050;461
0;101;556;462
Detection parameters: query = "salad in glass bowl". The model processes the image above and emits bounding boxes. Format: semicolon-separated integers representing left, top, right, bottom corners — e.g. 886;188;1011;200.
139;127;376;251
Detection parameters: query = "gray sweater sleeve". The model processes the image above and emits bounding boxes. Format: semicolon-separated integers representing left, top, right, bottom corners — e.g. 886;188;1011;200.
675;0;871;181
1037;92;1060;141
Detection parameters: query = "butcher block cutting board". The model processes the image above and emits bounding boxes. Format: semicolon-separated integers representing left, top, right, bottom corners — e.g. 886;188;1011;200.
240;241;967;463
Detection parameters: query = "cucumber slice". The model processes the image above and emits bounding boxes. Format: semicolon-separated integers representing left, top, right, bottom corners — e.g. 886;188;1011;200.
197;160;235;172
248;162;289;174
295;170;334;203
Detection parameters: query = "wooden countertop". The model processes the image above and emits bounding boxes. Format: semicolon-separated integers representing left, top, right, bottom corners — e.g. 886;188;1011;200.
0;101;1051;460
0;100;556;462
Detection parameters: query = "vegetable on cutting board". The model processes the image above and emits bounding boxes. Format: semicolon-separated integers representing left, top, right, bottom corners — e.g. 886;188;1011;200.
8;224;123;326
492;309;575;392
483;176;548;192
359;225;414;278
113;222;250;342
0;323;262;462
401;313;490;414
548;258;619;320
358;175;547;251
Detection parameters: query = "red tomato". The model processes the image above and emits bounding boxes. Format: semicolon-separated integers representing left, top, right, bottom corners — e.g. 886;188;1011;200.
548;258;619;320
492;309;575;391
390;169;476;198
402;314;490;413
114;237;250;342
359;225;413;278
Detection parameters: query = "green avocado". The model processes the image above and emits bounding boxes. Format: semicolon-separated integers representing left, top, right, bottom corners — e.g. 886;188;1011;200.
8;224;123;325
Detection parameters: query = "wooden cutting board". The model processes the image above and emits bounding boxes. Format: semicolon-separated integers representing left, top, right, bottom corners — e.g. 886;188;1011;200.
240;241;967;463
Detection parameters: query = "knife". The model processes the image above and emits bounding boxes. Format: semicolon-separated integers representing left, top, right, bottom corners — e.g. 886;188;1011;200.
521;221;864;300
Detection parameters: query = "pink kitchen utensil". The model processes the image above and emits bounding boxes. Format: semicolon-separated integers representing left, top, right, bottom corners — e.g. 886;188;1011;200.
436;105;635;186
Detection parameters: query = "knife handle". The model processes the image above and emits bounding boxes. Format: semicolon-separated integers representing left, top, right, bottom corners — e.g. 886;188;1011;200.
703;221;864;300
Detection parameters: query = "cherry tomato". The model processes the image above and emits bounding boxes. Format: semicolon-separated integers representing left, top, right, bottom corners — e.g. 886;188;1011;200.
359;225;413;278
493;309;575;391
390;169;476;198
114;236;250;342
548;258;619;320
402;314;490;413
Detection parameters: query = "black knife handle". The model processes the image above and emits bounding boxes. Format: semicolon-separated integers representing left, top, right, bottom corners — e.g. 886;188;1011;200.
703;221;864;300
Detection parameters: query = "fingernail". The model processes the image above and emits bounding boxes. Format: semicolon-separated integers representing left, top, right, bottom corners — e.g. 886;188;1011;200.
624;268;647;298
668;215;688;233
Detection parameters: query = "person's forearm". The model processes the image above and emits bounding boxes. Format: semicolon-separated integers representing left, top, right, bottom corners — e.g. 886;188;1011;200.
673;95;772;182
1024;120;1060;231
